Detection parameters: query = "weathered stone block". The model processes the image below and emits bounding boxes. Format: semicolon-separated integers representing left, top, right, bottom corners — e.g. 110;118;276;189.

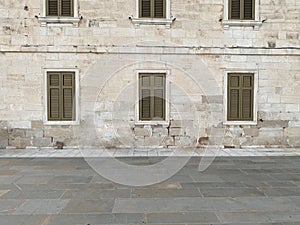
162;137;175;146
174;136;195;147
8;129;26;137
257;120;289;128
134;127;152;137
284;127;300;137
243;128;259;137
26;129;43;138
32;137;52;147
9;137;31;149
169;128;184;136
0;129;8;149
144;137;160;147
152;127;168;136
31;120;43;129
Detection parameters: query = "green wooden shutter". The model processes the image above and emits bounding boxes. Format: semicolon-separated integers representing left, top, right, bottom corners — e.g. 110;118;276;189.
139;75;151;120
244;0;254;19
47;72;75;121
62;73;75;120
61;0;73;16
230;0;241;19
153;74;165;120
139;73;166;121
48;73;61;120
154;0;165;18
47;0;59;16
227;73;254;121
241;74;253;120
228;75;240;120
140;0;151;17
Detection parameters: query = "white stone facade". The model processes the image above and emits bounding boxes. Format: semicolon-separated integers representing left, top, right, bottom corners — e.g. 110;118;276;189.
0;0;299;149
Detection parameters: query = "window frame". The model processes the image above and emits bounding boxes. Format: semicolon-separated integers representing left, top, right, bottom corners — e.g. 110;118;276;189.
44;68;80;125
130;0;173;28
135;70;170;126
223;70;258;125
38;0;80;26
223;0;262;30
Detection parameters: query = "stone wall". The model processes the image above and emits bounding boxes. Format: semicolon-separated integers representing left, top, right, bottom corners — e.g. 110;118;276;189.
0;0;299;149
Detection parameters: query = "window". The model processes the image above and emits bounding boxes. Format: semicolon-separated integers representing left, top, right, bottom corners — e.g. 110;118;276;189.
223;0;261;29
130;0;172;28
227;73;254;121
38;0;79;26
229;0;254;20
139;0;166;18
139;73;166;121
47;72;75;121
46;0;73;17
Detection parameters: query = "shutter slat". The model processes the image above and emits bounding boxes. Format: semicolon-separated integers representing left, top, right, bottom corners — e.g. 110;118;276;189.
50;89;60;119
244;0;253;19
154;0;164;18
141;0;151;17
230;0;241;19
243;75;252;87
63;73;73;86
229;89;239;119
242;89;252;119
230;76;239;87
61;0;72;16
154;90;164;119
141;90;151;119
63;88;73;119
48;0;58;16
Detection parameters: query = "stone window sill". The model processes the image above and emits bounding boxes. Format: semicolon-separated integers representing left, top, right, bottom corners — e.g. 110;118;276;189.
224;120;257;126
222;20;262;30
38;17;80;26
44;120;80;126
135;120;169;126
130;17;174;28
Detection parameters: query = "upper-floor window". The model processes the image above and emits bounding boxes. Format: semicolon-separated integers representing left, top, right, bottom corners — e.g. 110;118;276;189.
130;0;172;28
47;0;73;17
139;0;166;18
229;0;254;20
223;0;262;29
38;0;79;26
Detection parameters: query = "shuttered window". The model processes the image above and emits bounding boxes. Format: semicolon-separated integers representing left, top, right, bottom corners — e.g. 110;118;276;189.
229;0;254;20
139;0;166;18
46;0;73;17
47;72;75;121
139;73;166;121
227;73;254;121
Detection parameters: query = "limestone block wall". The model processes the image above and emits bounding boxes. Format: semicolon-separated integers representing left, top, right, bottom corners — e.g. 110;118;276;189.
0;0;299;149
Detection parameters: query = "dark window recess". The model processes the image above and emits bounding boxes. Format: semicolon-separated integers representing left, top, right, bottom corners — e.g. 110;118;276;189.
227;73;254;121
139;0;166;18
47;0;73;17
139;73;166;121
229;0;254;20
47;72;75;121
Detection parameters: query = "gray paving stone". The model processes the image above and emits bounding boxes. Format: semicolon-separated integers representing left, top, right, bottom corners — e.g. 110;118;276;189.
13;199;69;215
48;175;93;184
62;199;114;213
181;181;248;189
259;187;300;197
47;213;145;225
146;212;220;224
62;188;131;199
113;196;300;213
216;211;300;223
15;175;55;184
0;215;48;225
131;188;201;198
200;187;265;197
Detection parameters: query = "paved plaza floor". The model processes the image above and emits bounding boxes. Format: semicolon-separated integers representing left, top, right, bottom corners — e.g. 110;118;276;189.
0;149;300;225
